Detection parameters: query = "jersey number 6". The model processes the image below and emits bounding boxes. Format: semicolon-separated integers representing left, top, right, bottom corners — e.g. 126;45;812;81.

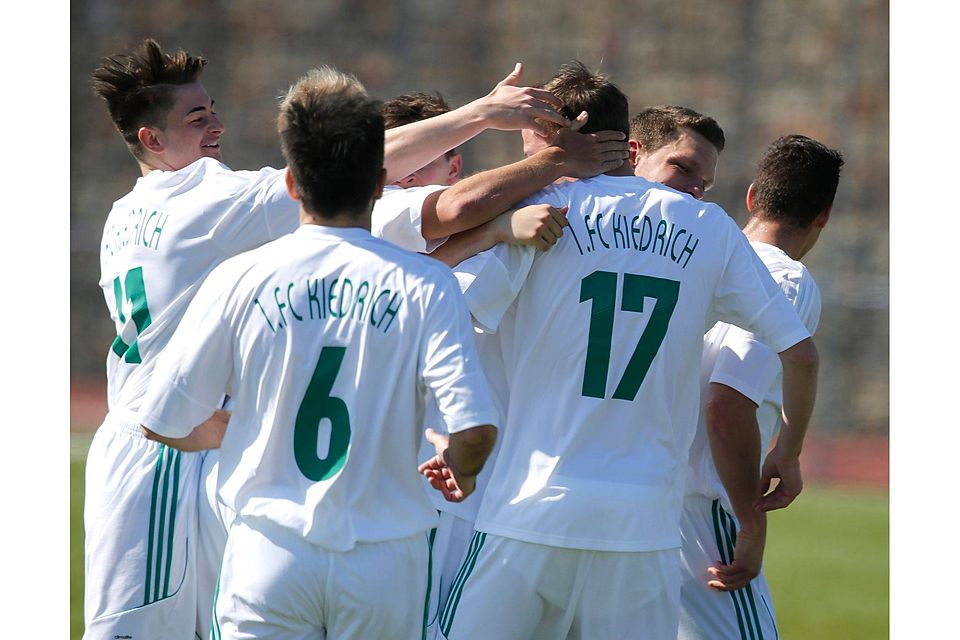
294;346;352;481
579;270;680;400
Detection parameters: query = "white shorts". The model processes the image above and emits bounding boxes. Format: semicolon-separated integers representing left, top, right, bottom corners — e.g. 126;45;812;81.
425;511;475;640
83;417;201;639
678;494;778;640
439;532;681;640
196;448;235;640
213;518;430;639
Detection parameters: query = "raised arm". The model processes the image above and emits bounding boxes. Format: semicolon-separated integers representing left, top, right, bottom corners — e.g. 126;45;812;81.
383;63;569;183
756;336;819;511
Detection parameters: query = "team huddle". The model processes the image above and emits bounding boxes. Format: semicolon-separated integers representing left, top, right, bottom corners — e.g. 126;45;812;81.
84;39;842;640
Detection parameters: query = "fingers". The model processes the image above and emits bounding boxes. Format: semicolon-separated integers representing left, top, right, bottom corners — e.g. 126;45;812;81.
494;62;523;89
569;110;589;132
590;129;627;142
706;564;756;592
523;87;566;111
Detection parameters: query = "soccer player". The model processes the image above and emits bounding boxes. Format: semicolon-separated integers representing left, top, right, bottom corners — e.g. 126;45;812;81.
629;104;725;201
437;62;820;640
86;38;576;640
138;68;499;639
677;135;843;640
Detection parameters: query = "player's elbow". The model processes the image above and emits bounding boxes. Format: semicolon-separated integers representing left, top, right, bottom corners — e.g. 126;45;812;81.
449;424;497;476
781;337;819;373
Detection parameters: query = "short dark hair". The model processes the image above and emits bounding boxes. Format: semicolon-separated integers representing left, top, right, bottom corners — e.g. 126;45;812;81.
630;105;725;154
541;61;629;136
91;39;206;159
381;92;456;157
751;134;844;228
278;67;384;217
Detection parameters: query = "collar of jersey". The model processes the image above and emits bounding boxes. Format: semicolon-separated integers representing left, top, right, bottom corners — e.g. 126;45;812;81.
295;224;373;241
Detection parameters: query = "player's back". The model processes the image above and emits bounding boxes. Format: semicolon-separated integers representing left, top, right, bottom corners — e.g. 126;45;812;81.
162;225;487;551
685;240;822;507
99;158;297;418
472;175;800;552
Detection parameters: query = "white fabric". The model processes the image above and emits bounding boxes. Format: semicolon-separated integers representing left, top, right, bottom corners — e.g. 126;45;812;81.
196;448;234;639
139;224;498;551
424;512;476;640
373;184;449;253
82;417;200;639
99;158;298;418
215;519;429;640
684;241;822;508
454;176;811;552
89;158;298;637
678;495;778;640
439;533;681;640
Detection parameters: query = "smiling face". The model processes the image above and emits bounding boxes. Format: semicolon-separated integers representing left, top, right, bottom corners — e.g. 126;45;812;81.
631;127;719;199
143;82;224;169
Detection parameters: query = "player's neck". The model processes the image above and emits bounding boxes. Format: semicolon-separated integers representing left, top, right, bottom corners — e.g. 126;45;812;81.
606;164;635;177
300;207;372;231
742;216;808;261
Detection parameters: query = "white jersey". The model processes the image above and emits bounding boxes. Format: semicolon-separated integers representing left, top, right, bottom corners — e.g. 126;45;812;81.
685;241;822;509
99;158;299;420
454;175;811;552
373;184;448;253
139;224;498;552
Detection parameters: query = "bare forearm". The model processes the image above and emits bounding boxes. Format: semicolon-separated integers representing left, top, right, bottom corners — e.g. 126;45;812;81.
426;148;565;239
777;338;819;457
445;425;497;477
383;104;488;184
428;222;502;268
706;384;763;530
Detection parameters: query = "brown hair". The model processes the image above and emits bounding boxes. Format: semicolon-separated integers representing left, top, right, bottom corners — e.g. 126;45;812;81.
91;39;206;159
751;134;844;228
278;67;383;217
382;92;457;158
629;105;725;154
540;61;629;136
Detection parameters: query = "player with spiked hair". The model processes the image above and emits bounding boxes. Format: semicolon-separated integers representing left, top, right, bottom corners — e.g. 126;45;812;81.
85;37;593;639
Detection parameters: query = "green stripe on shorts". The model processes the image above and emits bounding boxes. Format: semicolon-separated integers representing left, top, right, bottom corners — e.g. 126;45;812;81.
439;531;486;636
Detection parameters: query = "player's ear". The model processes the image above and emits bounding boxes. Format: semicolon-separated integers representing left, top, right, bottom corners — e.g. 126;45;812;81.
628;139;641;170
138;126;164;154
373;167;388;200
284;167;301;201
447;154;463;185
814;203;832;228
745;182;756;212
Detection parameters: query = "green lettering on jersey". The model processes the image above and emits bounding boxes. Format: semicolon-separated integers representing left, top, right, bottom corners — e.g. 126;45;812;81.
294;346;352;481
110;266;152;364
578;270;680;401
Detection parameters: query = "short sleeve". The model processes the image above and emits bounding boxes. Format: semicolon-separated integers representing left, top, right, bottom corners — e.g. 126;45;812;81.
453;243;535;333
138;266;236;437
707;325;780;406
210;166;300;254
372;185;449;253
711;220;810;353
420;271;500;434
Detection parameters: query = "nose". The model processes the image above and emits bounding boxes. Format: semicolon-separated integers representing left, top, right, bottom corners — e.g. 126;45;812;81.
210;114;225;136
689;182;704;200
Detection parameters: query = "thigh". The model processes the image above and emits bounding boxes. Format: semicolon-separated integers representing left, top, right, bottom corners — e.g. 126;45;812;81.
573;548;681;640
425;512;475;638
325;534;429;640
197;448;235;640
440;533;552;640
215;519;324;640
678;496;778;640
83;425;200;639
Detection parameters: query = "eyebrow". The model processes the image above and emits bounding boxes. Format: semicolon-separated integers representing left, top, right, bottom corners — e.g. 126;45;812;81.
186;100;215;116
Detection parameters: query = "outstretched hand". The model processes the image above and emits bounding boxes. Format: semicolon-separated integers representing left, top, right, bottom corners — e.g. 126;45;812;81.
417;428;476;502
477;63;570;135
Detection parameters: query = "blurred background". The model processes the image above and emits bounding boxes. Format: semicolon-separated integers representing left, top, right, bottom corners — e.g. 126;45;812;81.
69;0;888;636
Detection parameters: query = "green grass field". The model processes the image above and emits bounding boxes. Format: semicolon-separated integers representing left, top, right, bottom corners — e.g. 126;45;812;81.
70;433;888;639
